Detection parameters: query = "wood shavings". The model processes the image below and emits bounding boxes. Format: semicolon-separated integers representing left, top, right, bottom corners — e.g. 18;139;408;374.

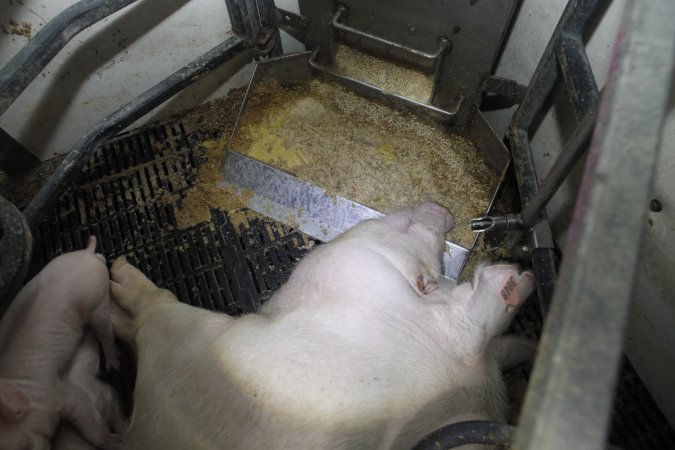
333;45;434;104
172;139;253;229
160;88;259;230
232;79;499;248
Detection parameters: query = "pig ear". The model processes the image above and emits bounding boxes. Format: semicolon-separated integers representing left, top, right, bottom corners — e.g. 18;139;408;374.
0;381;30;422
489;335;538;370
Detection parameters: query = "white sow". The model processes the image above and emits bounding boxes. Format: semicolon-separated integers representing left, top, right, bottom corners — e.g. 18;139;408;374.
111;202;534;450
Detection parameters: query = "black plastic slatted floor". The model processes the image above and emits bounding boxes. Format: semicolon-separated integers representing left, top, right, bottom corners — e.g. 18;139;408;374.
29;116;675;449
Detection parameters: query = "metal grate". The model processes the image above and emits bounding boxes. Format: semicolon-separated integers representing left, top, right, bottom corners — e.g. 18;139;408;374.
27;116;674;449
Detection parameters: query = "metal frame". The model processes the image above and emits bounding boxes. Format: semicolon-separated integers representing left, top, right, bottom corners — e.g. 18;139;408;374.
2;1;674;448
0;0;141;117
0;0;281;309
506;0;604;313
513;0;675;448
22;35;249;231
412;421;514;449
297;0;519;127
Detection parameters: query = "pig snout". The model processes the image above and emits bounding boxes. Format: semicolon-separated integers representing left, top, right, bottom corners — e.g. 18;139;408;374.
414;202;454;233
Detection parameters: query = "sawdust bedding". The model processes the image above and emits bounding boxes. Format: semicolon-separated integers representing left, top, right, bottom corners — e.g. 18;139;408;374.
230;78;498;248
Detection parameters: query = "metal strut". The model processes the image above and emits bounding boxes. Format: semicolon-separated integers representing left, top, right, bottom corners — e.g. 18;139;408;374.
488;0;604;314
513;0;675;448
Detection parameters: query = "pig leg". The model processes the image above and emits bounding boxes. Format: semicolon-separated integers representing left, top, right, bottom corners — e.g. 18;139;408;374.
416;270;438;295
110;299;134;344
89;293;120;371
61;382;119;448
95;382;128;435
110;257;177;317
52;423;97;450
489;335;538;370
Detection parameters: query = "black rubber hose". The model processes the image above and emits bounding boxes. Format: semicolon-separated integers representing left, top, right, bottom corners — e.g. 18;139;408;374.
23;35;249;231
411;421;515;449
410;420;625;450
0;0;141;116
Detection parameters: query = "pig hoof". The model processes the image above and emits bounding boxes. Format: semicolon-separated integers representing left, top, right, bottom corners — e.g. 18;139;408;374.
111;257;157;293
105;350;121;372
416;274;438;295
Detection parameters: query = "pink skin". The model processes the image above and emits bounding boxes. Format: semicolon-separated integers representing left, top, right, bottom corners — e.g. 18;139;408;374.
109;202;536;450
429;263;536;364
52;423;98;450
0;236;120;449
52;333;127;449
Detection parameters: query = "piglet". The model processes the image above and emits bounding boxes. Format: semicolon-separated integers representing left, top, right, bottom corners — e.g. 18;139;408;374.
52;332;127;449
0;236;119;449
52;423;98;450
111;202;534;449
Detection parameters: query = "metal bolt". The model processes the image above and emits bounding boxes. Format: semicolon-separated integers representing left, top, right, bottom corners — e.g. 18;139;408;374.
649;198;663;212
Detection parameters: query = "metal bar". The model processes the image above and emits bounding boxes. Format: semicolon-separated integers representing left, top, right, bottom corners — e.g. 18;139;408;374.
514;0;675;448
509;129;539;206
308;48;462;124
481;75;528;104
511;0;601;131
556;34;600;120
508;0;601;314
221;151;470;281
256;0;283;57
276;8;308;44
23;36;250;231
530;246;557;313
411;421;515;449
0;0;140;117
225;0;249;37
225;0;260;40
520;101;598;229
330;5;450;63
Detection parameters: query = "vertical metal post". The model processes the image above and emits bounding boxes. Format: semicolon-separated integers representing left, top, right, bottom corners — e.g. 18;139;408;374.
225;0;261;41
256;0;283;57
513;1;675;449
507;0;604;314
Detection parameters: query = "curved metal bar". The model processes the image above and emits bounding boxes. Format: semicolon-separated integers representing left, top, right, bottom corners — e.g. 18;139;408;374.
330;5;449;62
0;0;141;117
412;421;515;449
308;47;462;124
23;35;249;231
